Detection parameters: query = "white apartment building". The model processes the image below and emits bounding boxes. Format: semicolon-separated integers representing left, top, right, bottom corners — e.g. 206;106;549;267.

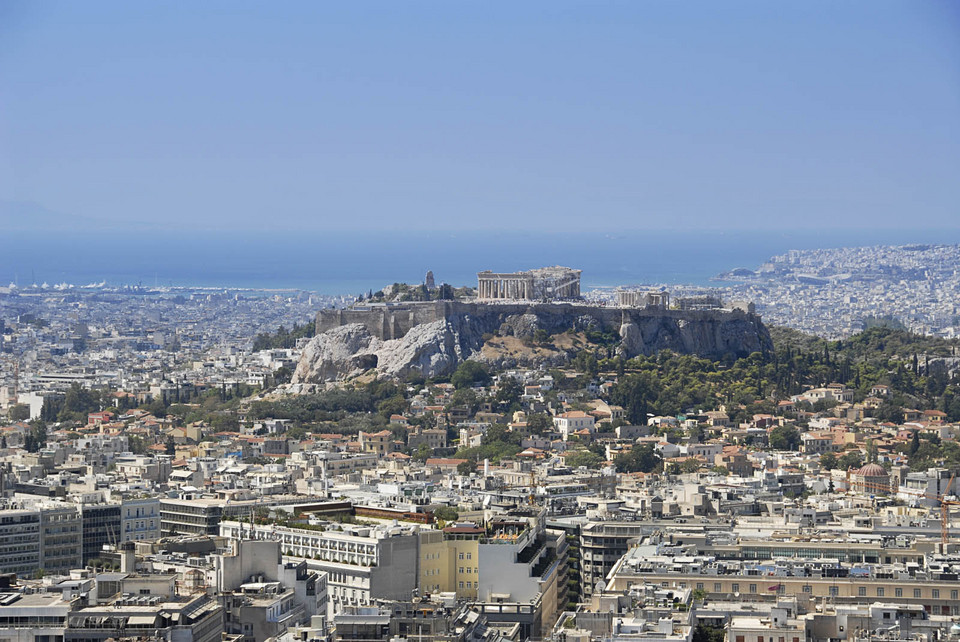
553;411;595;441
220;520;418;618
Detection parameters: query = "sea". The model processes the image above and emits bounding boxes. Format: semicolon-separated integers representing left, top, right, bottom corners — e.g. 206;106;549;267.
2;228;959;296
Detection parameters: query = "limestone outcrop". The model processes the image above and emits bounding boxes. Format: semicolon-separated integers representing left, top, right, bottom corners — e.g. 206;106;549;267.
294;317;481;383
292;324;380;383
293;302;772;383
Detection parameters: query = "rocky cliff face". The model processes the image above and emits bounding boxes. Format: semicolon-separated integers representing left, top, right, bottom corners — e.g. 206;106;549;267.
293;315;489;382
618;313;769;358
292;304;772;384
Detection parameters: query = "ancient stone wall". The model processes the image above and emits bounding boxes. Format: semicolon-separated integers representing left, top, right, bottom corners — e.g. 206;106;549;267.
315;301;769;358
296;301;773;383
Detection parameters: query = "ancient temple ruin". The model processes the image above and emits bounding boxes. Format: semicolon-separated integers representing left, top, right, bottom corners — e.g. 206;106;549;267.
616;289;671;309
476;266;581;301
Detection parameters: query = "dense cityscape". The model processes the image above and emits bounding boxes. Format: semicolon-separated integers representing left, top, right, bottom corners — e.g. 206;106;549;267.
718;245;960;340
3;1;957;640
0;251;958;642
601;245;960;342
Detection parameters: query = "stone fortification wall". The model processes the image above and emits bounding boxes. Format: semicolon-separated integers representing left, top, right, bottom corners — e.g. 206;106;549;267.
297;301;771;383
317;302;454;340
315;301;770;356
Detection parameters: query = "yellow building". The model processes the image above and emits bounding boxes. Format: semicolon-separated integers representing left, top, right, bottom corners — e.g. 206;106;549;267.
418;523;483;599
359;430;395;456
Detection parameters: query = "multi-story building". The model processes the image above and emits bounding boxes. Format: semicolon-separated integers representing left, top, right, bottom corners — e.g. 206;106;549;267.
162;495;307;538
0;591;70;642
0;507;41;576
222;583;305;641
419;523;483;599
477;510;569;639
62;592;224;642
358;431;395;457
39;502;83;575
408;427;447;451
604;544;960;617
80;500;121;564
0;501;86;576
121;496;161;542
314;452;379;476
579;521;651;598
161;497;224;537
220;521;419;618
554;411;595;441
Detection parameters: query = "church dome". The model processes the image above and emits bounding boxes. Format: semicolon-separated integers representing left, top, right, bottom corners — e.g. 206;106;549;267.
857;463;888;477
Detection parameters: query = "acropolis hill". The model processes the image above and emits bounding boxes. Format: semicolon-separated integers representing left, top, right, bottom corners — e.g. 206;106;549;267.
293;268;772;383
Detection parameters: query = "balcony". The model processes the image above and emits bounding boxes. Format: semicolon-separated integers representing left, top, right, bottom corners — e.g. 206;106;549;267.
517;536;546;565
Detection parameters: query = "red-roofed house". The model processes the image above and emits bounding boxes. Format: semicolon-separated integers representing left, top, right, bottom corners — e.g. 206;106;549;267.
88;411;115;426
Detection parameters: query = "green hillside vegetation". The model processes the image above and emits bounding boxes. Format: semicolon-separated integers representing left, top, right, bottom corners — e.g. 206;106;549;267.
361;282;474;303
252;321;315;351
599;327;960;426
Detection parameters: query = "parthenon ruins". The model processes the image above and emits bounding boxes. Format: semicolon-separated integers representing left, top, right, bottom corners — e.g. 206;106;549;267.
476;266;582;301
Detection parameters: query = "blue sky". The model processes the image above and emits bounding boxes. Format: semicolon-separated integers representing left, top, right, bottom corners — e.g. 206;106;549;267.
1;1;958;232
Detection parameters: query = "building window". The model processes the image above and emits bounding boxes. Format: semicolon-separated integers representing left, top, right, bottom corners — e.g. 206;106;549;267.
932;589;939;599
697;583;704;590
858;587;866;597
466;553;472;559
459;582;464;589
459;553;464;560
829;587;838;597
732;583;739;593
749;584;757;594
914;589;922;598
951;590;958;601
715;583;722;592
877;588;884;597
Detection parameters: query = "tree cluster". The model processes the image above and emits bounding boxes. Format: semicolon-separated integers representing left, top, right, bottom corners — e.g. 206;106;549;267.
252;321;315;351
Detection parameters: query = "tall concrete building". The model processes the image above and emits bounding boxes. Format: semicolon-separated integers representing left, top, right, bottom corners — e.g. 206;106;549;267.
80;500;121;564
220;521;419;618
0;501;83;576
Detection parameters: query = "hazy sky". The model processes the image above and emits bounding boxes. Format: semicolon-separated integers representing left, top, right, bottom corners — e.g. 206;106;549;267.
1;1;958;232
